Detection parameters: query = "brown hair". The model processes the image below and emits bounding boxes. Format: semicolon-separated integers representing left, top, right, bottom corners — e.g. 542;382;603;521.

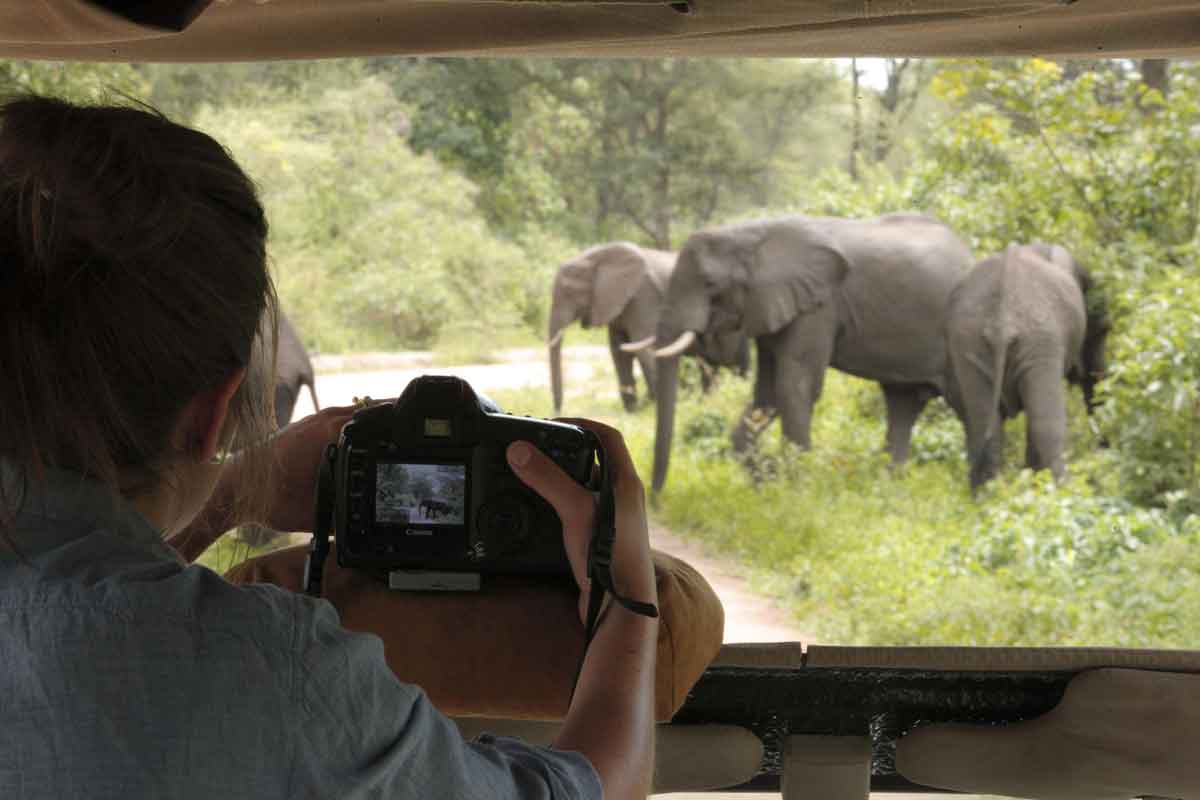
0;95;278;534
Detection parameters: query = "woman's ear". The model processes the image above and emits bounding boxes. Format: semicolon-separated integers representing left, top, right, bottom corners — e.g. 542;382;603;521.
176;367;247;462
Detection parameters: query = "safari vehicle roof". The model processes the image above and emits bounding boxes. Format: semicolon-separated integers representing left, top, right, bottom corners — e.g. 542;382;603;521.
6;0;1200;61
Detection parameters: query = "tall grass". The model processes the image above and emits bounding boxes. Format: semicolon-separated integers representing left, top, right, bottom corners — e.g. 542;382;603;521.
491;364;1200;649
199;358;1200;650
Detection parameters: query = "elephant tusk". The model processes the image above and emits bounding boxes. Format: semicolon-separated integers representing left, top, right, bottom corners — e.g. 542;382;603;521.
547;329;565;348
619;335;656;353
654;330;697;359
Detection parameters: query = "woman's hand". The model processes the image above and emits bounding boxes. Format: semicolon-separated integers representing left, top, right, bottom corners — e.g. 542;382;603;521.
169;404;358;562
259;404;358;533
505;419;656;626
506;418;658;800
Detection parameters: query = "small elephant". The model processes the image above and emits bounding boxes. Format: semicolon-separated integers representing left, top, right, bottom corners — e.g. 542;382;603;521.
650;213;974;492
419;499;452;520
944;242;1110;488
271;312;320;427
547;241;748;414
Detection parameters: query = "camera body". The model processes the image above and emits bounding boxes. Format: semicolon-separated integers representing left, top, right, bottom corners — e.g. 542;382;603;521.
331;375;596;576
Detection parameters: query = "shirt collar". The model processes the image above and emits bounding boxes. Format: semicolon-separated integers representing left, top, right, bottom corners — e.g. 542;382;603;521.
0;460;183;565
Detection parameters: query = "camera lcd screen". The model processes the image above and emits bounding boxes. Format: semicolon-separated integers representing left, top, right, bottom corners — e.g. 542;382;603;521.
375;462;466;526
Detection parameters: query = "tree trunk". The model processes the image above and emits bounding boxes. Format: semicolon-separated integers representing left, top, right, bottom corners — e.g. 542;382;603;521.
1140;59;1170;96
849;58;862;181
653;78;673;249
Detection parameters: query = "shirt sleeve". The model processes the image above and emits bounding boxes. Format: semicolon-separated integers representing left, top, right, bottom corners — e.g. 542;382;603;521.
288;597;601;800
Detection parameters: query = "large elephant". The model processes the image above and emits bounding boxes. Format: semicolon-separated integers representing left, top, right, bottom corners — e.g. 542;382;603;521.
944;242;1109;489
237;312;321;547
272;312;320;427
547;241;748;414
650;213;974;492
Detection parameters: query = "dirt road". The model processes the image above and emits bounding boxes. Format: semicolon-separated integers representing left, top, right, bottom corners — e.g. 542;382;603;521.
292;346;811;645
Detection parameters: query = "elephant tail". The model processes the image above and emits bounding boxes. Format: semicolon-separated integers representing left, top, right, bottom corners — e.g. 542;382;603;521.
982;249;1016;446
982;335;1008;445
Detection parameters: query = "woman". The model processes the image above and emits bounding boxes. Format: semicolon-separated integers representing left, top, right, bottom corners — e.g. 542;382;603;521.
0;95;657;799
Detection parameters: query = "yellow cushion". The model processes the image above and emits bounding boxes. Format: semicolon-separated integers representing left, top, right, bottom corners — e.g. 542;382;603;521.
224;545;724;721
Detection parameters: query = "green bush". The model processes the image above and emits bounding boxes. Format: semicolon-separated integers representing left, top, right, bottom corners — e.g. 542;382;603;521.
195;76;563;353
1101;270;1200;508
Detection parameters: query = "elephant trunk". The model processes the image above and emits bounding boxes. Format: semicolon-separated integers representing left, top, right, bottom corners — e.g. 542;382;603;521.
652;354;681;493
548;298;578;415
549;338;565;415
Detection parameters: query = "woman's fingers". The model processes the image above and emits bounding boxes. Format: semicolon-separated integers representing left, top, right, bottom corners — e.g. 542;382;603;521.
555;417;645;504
505;440;594;587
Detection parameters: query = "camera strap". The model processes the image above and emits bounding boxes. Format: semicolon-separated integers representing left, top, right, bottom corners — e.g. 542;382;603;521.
572;443;659;700
303;444;338;598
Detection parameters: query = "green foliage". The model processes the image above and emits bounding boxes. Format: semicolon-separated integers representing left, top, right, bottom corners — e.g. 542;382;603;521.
386;58;842;246
192;76;554;352
47;56;1200;648
1101;269;1200;508
649;370;1200;647
0;60;148;103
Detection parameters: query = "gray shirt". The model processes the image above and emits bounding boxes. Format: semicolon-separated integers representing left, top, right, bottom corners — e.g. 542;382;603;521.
0;467;600;799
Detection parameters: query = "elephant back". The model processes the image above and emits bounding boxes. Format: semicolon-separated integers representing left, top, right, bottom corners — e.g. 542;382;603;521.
998;245;1087;360
822;215;973;387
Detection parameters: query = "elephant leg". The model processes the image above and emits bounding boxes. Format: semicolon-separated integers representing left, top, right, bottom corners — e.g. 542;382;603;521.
731;342;779;454
880;384;936;465
1019;359;1070;481
275;383;298;428
608;327;638;412
698;359;717;393
633;348;657;403
950;343;1006;490
773;311;837;451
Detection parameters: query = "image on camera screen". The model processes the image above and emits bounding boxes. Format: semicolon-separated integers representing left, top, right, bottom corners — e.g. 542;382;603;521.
375;463;466;525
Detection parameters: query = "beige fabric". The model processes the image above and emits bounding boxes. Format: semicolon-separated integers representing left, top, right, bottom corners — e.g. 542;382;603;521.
224;544;724;721
896;668;1200;800
0;1;1198;60
452;719;764;793
782;735;871;800
1;0;173;45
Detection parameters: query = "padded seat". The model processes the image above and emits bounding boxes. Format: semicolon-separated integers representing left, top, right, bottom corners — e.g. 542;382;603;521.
694;643;1200;799
224;545;724;721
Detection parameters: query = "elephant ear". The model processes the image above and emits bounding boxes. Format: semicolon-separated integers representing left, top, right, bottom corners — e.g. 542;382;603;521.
591;242;650;327
552;253;596;314
742;221;850;338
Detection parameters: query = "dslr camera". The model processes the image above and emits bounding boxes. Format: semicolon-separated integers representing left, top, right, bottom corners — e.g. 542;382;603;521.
326;375;598;584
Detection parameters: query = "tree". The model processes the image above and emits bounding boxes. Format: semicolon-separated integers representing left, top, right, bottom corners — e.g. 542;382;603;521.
849;58;863;181
871;59;932;163
0;61;148;103
384;58;840;247
193;74;544;352
409;474;434;503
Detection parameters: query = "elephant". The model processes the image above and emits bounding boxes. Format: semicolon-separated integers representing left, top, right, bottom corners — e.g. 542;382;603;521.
944;242;1110;489
271;312;320;427
547;241;749;414
419;499;452;520
650;213;975;492
235;311;320;547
